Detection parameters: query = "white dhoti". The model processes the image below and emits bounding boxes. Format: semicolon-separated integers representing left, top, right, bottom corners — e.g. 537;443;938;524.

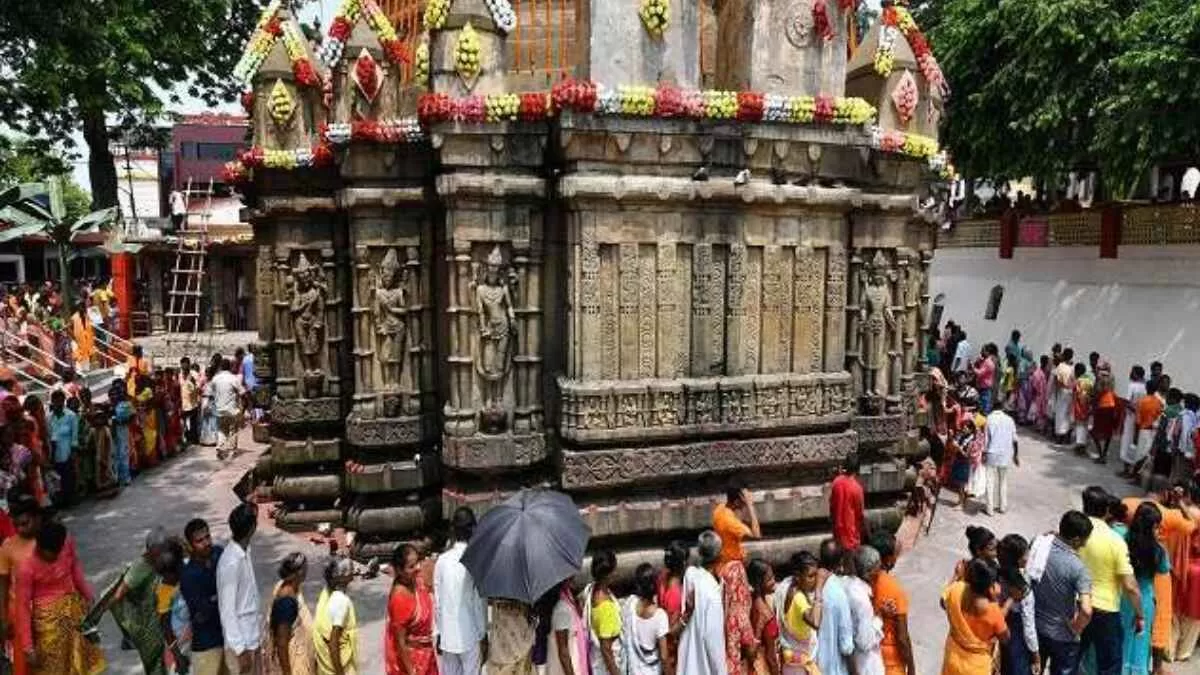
968;463;988;497
1054;389;1073;436
1135;428;1156;463
1074;420;1091;446
1119;410;1139;463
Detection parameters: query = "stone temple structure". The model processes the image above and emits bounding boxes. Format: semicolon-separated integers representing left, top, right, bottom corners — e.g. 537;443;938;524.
230;0;950;561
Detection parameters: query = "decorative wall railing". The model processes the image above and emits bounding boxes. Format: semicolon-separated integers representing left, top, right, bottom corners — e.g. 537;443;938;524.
936;203;1200;255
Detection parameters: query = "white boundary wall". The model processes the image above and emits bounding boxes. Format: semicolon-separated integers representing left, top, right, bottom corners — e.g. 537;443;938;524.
929;245;1200;391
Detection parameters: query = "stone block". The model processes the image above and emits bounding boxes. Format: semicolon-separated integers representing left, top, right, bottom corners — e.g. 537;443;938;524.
442;432;548;471
852;414;908;448
270;436;342;467
560;430;858;490
269;396;343;428
344;456;439;495
345;414;425;449
272;473;342;501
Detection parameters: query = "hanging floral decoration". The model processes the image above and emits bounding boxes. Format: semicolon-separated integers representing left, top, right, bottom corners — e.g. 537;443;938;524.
483;0;518;33
323;119;423;144
891;70;918;125
812;0;834;42
869;126;938;160
268;79;297;127
282;22;322;87
455;22;483;82
233;0;284;82
414;41;430;88
423;0;450;30
241;90;256;115
321;0;410;68
639;0;670;38
875;5;948;96
352;48;383;103
419;80;879;128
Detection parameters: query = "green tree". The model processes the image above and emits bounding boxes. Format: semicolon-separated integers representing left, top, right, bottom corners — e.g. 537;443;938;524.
917;0;1200;198
0;0;272;209
0;136;92;222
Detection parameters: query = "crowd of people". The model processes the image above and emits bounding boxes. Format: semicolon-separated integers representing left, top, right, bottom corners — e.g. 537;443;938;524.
0;344;256;510
919;320;1200;674
0;279;119;380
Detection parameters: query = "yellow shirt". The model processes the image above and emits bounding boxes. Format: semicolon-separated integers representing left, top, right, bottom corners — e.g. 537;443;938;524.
156;582;178;615
1078;517;1134;612
590;596;621;639
785;588;813;640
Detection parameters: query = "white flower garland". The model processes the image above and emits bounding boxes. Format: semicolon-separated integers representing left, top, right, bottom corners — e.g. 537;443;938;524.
483;0;517;33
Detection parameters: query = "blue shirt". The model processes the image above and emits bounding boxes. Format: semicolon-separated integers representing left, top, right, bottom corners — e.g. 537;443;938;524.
180;545;225;651
241;355;257;390
48;409;78;463
816;574;855;675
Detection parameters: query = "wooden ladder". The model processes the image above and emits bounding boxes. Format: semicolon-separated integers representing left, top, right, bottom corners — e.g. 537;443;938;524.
165;177;213;334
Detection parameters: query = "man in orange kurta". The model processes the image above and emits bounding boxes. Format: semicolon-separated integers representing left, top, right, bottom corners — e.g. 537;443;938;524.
1125;482;1197;658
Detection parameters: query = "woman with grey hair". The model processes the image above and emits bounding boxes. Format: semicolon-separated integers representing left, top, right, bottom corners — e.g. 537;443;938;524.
96;526;173;674
264;552;315;675
677;531;728;674
845;546;885;674
313;557;358;675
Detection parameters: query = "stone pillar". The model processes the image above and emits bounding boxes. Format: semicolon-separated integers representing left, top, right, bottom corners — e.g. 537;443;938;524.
210;256;227;333
147;255;166;335
825;243;848;374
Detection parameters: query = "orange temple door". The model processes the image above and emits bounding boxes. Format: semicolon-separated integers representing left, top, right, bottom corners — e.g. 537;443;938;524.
110;252;134;338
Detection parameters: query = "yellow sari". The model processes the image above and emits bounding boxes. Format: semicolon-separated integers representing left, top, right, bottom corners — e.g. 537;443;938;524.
940;582;994;675
136;387;157;465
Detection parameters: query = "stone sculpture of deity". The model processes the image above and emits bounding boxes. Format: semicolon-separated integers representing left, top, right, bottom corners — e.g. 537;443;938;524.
859;251;896;398
290;252;327;376
374;248;409;389
473;245;516;418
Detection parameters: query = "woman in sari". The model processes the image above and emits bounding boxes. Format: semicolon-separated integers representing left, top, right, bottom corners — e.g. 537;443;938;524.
585;550;623;675
15;521;105;675
1122;503;1167;675
546;578;587;675
657;541;688;673
70;304;94;373
100;528;168;675
314;557;358;675
20;397;48;507
940;558;1010;675
385;544;435;675
720;552;756;675
1029;356;1050;433
164;369;184;456
774;551;822;674
746;559;780;675
1091;362;1119;462
264;552;316;675
134;374;158;468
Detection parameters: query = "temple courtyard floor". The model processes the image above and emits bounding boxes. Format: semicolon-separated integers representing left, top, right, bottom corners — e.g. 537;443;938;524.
69;427;1200;673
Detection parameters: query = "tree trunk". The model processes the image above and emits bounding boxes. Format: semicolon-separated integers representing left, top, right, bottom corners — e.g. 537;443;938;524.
56;242;71;323
80;106;119;211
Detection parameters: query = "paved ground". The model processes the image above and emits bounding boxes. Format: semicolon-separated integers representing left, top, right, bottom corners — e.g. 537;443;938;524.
66;428;394;674
895;429;1200;674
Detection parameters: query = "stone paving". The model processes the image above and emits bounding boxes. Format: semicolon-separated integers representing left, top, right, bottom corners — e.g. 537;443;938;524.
895;429;1200;674
66;429;393;674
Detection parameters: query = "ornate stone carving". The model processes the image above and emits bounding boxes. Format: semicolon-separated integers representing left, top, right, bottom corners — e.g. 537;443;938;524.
269;437;342;466
473;245;517;432
859;250;897;398
289;252;329;395
345;415;423;448
561;431;860;489
442;433;549;471
373;248;409;390
270;396;341;426
558;373;853;445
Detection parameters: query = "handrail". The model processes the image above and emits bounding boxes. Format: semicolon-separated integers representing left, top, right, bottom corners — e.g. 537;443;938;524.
0;347;59;391
0;328;73;373
50;325;122;368
91;324;134;361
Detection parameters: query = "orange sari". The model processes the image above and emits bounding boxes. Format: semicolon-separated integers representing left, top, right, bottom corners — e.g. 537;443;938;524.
940;582;995;675
71;314;94;368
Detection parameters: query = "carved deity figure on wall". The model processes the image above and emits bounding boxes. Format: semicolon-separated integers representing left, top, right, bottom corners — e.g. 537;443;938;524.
374;248;409;389
859;251;896;398
473;245;517;419
290;253;327;376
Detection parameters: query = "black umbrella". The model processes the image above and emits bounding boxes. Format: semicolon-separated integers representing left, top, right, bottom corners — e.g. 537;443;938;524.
460;489;590;604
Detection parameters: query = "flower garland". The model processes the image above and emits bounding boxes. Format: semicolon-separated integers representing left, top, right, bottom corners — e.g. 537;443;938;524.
455;22;483;81
414;41;430;88
323;119;424;144
875;5;949;96
423;0;449;30
320;0;410;67
639;0;669;38
418;80;878;128
234;0;284;82
483;0;517;33
282;22;322;87
225;141;338;181
869;126;938;159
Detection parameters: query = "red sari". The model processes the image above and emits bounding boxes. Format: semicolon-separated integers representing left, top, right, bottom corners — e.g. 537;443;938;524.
385;581;437;675
720;560;755;675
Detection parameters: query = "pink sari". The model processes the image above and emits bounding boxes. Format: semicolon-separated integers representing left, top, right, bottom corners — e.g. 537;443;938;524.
1030;368;1048;427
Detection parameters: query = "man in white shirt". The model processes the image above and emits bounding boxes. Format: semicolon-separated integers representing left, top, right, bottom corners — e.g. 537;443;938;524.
434;507;488;674
847;546;885;675
951;330;973;373
217;502;261;674
209;358;245;457
983;407;1018;515
678;531;727;675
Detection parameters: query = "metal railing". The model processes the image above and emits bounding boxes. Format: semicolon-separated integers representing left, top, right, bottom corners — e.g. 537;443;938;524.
0;329;72;377
0;345;57;391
